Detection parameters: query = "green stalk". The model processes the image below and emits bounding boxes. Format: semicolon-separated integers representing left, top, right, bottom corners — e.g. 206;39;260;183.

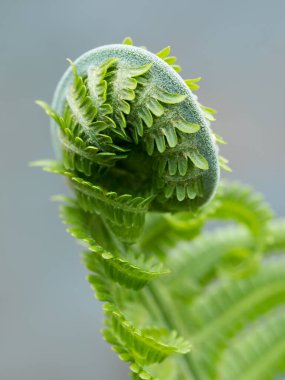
147;283;199;380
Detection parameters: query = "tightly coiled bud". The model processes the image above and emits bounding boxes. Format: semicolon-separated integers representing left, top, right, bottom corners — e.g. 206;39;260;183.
37;39;227;242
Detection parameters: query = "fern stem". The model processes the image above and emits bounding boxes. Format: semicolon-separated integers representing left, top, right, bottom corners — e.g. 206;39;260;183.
140;288;166;323
147;283;199;380
104;217;194;378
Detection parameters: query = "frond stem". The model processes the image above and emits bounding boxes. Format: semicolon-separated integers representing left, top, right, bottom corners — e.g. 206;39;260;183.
147;283;199;380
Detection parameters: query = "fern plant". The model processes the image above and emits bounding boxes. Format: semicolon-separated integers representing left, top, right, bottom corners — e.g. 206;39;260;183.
33;37;285;380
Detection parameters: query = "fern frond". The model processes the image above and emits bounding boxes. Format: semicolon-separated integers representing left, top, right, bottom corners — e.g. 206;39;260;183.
139;202;218;258
103;328;159;380
71;177;153;243
187;260;285;379
33;38;284;380
190;260;285;333
61;199;168;291
219;310;285;380
104;59;152;133
170;226;254;292
33;160;153;242
87;58;115;115
127;73;201;158
211;181;274;243
66;60;98;135
169;215;285;301
84;250;168;291
37;100;126;174
104;304;191;366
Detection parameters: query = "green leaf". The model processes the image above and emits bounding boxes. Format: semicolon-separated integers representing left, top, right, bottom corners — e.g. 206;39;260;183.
104;305;191;365
138;107;153;128
87;58;116;115
154;88;186;104
122;36;133;45
146;98;164;117
156;46;171;59
162;126;177;148
189;149;209;170
66;59;98;131
128;63;153;77
36;100;63;127
172;65;181;72
84;250;169;291
173;118;201;134
184;78;201;91
164;56;177;65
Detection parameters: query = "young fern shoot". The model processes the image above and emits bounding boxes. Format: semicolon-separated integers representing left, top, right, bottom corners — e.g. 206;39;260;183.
34;37;285;380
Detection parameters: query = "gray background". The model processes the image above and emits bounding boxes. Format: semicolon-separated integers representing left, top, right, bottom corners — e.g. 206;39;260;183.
1;0;284;379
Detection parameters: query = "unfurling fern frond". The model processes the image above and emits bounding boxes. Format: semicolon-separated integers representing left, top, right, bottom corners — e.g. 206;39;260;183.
34;36;284;380
212;181;274;241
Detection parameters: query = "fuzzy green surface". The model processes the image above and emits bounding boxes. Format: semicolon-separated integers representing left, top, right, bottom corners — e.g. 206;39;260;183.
51;44;220;208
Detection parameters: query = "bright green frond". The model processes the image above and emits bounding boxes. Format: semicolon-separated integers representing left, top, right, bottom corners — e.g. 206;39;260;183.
61;200;168;290
104;305;191;366
211;181;274;244
219;310;285;380
187;260;285;378
66;59;98;134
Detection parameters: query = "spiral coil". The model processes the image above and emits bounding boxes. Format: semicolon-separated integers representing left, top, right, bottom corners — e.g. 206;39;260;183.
37;38;226;242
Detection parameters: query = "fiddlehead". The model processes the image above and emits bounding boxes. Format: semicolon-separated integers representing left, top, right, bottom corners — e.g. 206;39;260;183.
35;37;224;243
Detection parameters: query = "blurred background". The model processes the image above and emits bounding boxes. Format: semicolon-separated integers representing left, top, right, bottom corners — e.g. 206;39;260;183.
0;0;284;378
